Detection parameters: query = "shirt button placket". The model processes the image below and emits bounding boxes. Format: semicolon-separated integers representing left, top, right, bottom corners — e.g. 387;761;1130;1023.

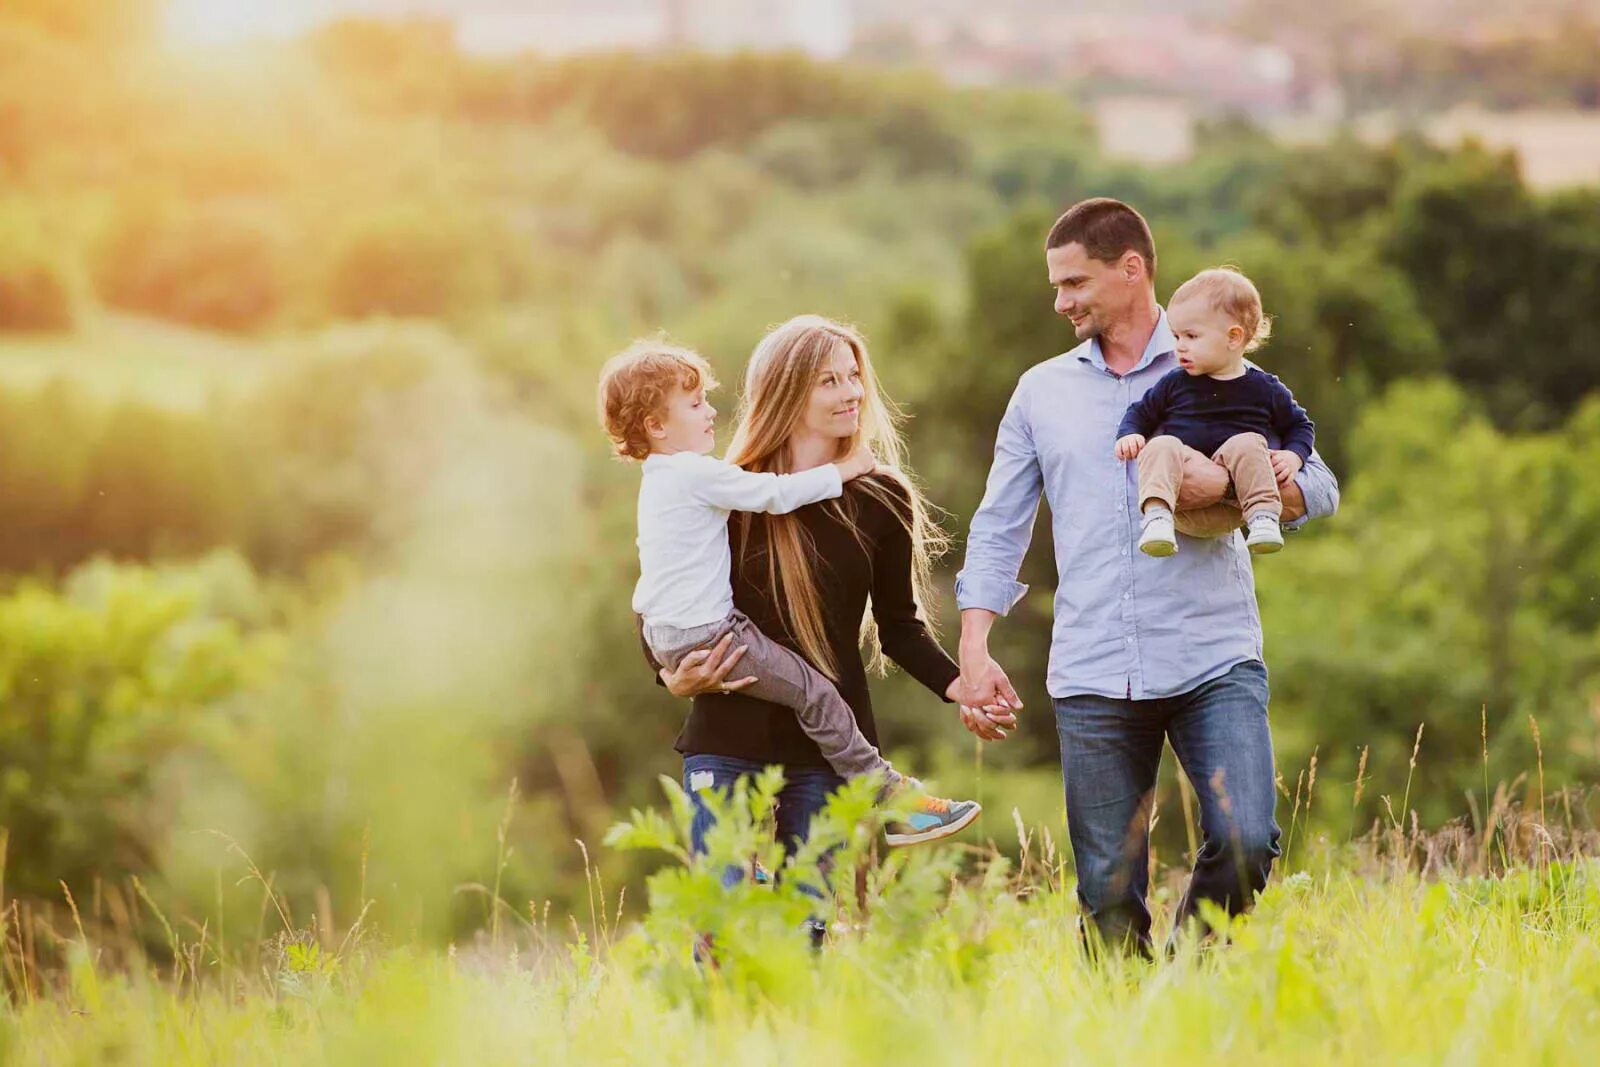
1120;373;1138;695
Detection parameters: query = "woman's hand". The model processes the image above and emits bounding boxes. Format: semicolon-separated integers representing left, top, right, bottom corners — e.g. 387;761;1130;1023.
1115;434;1146;461
660;633;759;697
958;704;1016;740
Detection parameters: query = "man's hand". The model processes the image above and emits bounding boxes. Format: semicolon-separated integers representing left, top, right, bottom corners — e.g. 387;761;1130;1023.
1270;450;1302;485
659;633;758;698
955;648;1022;712
1175;449;1229;511
1114;434;1146;461
957;609;1023;708
946;678;1017;740
955;644;1022;717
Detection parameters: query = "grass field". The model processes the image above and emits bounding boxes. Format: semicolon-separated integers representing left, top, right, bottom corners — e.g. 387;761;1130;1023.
6;864;1598;1065
5;779;1599;1067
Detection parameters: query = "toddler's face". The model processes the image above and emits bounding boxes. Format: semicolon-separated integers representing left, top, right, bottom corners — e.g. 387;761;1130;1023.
1169;296;1246;376
651;383;718;455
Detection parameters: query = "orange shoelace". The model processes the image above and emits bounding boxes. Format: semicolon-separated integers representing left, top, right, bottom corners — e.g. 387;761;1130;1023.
916;794;951;815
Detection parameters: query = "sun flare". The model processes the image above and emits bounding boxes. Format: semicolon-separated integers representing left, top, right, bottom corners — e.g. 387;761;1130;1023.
163;0;313;48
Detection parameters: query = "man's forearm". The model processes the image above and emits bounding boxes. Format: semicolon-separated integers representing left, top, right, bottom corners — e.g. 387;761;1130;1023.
1286;452;1339;529
956;606;1024;710
959;608;998;659
1280;477;1306;523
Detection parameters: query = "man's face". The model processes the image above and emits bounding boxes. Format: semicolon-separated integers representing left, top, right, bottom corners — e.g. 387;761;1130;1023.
1047;242;1135;341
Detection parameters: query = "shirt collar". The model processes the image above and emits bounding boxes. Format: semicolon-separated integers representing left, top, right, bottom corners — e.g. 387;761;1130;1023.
1077;307;1176;375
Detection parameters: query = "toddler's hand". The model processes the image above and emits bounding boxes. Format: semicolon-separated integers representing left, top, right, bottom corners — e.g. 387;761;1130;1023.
839;443;878;481
1270;450;1302;484
1115;434;1146;461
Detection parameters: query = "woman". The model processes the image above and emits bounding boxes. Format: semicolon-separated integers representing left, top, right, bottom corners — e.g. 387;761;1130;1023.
648;315;1014;875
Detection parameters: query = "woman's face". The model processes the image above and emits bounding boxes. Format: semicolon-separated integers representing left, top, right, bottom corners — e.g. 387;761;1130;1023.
798;342;865;441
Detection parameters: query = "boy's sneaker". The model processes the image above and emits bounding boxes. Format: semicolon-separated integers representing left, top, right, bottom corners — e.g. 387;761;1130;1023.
1245;512;1283;555
1139;508;1178;557
883;779;981;847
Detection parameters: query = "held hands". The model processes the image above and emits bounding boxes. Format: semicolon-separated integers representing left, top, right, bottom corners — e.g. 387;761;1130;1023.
946;676;1017;740
837;443;879;482
1115;434;1147;461
951;648;1022;741
1270;449;1302;485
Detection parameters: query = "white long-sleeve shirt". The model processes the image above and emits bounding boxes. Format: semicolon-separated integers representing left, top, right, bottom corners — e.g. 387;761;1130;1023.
632;451;844;629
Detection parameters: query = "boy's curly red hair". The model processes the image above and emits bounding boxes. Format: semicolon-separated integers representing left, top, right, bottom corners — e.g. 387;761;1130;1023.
596;341;719;461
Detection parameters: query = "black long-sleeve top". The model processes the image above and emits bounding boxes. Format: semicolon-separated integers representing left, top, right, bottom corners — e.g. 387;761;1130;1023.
1117;366;1316;462
639;473;961;768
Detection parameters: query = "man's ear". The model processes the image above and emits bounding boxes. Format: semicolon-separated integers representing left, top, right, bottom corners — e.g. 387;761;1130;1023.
1122;251;1147;284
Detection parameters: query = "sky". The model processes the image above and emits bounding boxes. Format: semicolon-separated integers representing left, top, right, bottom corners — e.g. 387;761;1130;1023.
163;1;613;48
161;1;852;57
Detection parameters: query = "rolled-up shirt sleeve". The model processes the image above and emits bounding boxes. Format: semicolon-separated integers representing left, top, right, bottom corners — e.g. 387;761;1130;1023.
1285;448;1339;531
955;381;1044;616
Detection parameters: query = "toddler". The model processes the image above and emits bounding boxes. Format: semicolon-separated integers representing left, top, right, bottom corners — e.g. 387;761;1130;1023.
1114;267;1315;556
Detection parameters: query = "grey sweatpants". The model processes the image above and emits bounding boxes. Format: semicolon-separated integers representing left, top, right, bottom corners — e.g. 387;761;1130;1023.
644;610;897;784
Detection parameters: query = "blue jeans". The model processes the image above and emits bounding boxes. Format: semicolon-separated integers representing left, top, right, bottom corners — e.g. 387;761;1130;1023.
681;753;846;895
1054;660;1280;954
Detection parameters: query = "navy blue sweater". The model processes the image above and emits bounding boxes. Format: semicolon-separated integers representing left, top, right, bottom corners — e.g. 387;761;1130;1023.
1117;366;1315;462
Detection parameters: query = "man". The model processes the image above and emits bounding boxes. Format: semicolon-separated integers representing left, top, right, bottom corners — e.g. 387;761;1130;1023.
952;197;1339;953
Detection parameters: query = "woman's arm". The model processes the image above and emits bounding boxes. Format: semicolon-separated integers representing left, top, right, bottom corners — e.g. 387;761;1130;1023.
867;480;961;702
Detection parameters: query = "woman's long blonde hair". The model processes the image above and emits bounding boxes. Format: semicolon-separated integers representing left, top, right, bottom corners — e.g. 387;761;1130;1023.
724;315;950;680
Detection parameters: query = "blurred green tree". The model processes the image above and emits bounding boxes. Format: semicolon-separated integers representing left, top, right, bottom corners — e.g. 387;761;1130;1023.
1387;147;1600;427
0;554;281;898
322;203;506;321
1262;381;1600;824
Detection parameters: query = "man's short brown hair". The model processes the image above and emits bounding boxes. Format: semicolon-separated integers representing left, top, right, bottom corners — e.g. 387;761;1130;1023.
596;341;718;461
1045;197;1157;279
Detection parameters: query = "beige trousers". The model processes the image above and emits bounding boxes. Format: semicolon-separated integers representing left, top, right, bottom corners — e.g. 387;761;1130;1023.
1137;433;1280;538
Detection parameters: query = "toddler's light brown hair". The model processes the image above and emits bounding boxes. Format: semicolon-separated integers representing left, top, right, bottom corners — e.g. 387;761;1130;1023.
596;341;719;461
1170;266;1273;352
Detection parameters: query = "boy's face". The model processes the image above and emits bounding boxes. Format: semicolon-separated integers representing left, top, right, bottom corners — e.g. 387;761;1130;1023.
1168;296;1246;376
648;381;718;455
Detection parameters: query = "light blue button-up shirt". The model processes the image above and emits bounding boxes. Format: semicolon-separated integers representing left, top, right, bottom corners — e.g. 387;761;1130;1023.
954;310;1340;700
